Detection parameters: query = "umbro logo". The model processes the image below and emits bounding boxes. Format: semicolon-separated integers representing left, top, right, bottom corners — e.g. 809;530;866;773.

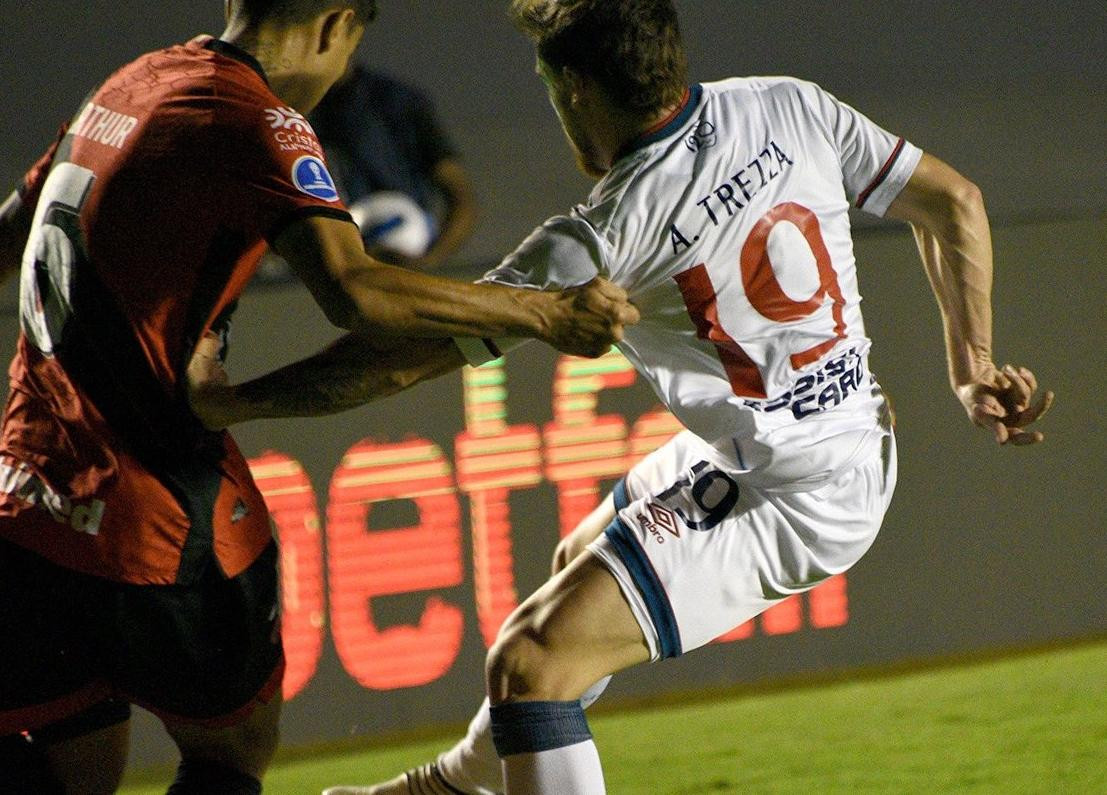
638;502;680;544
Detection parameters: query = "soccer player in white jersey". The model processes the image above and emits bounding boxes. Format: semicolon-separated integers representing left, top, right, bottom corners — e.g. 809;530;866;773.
188;1;1053;792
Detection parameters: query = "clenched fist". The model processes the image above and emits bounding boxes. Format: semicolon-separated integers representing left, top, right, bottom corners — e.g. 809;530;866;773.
543;277;640;358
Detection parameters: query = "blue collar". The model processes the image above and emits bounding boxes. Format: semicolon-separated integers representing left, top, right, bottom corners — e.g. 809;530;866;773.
617;83;703;160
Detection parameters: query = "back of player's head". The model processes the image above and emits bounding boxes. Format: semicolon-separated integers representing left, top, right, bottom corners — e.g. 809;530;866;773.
230;0;377;27
510;0;687;115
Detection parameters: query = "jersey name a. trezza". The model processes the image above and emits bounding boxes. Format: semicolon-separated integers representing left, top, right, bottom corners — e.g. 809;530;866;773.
483;77;921;489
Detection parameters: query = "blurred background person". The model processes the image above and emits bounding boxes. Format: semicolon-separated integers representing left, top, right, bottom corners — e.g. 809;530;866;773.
310;62;478;269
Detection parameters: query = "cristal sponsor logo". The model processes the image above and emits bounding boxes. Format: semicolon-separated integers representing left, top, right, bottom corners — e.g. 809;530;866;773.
637;502;680;544
265;106;316;134
274;129;322;154
0;461;105;535
292;156;340;202
266;107;323;154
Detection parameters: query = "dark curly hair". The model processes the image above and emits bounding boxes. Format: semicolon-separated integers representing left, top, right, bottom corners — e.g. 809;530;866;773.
510;0;687;114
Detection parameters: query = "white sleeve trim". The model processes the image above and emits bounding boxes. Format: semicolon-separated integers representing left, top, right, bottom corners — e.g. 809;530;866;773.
856;139;924;217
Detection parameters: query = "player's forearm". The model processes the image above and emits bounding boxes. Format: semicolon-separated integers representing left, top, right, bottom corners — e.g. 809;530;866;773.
212;335;465;425
421;162;478;268
275;217;630;358
421;202;476;268
275;216;554;339
340;264;556;341
910;182;994;388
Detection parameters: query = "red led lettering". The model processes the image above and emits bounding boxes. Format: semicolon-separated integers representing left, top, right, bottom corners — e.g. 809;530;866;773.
627;406;684;467
456;360;542;647
247;352;854;695
713;620;754;643
807;574;849;629
248;451;324;700
760;595;804;636
326;439;464;689
545;350;636;536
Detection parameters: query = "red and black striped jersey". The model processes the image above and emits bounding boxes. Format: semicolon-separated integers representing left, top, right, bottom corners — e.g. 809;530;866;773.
0;36;350;583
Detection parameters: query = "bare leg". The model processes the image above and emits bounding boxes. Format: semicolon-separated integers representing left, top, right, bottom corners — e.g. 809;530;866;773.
43;719;131;795
323;496;624;795
487;551;650;794
164;689;282;791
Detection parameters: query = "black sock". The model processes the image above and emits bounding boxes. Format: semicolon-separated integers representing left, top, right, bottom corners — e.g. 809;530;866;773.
167;758;262;794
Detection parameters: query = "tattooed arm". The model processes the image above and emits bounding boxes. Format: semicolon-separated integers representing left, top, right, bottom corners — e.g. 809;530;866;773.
187;332;465;429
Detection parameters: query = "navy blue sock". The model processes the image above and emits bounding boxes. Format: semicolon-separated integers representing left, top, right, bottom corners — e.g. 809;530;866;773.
167;758;262;794
489;699;592;757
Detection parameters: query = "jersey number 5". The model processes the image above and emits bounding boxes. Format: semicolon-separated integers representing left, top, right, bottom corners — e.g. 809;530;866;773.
674;202;847;399
19;162;96;357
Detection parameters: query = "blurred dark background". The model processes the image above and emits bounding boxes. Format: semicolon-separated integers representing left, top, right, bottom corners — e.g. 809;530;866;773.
3;1;1104;264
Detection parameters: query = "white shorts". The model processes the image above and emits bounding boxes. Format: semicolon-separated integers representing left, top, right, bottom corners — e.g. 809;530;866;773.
588;429;897;660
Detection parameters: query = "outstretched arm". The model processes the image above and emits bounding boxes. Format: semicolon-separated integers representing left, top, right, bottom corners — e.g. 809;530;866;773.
274;215;635;358
187;331;465;429
192;212;639;429
885;153;1053;445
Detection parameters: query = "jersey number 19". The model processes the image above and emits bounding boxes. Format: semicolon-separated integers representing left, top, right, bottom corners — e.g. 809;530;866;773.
675;201;848;399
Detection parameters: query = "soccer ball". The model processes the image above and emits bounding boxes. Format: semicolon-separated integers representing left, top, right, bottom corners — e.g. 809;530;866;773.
349;191;435;260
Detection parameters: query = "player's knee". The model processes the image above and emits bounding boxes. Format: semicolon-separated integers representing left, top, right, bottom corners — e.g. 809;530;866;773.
168;697;281;780
486;610;576;703
487;628;544;703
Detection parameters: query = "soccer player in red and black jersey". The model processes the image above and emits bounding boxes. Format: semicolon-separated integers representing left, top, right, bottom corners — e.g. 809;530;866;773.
0;1;637;792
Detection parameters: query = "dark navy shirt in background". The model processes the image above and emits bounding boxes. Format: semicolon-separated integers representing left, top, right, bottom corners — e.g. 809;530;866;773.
309;65;457;212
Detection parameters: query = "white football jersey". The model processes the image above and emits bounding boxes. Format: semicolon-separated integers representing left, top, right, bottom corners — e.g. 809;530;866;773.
482;77;921;489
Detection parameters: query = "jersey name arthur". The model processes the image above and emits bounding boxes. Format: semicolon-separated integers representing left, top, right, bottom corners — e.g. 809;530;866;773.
70;102;139;150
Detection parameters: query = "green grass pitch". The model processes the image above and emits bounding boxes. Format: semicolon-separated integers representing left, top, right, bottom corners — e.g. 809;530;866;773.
121;639;1106;794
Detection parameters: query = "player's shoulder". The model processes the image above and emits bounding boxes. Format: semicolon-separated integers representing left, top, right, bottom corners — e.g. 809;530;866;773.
705;75;838;135
702;74;824;105
106;36;278;117
194;43;317;145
